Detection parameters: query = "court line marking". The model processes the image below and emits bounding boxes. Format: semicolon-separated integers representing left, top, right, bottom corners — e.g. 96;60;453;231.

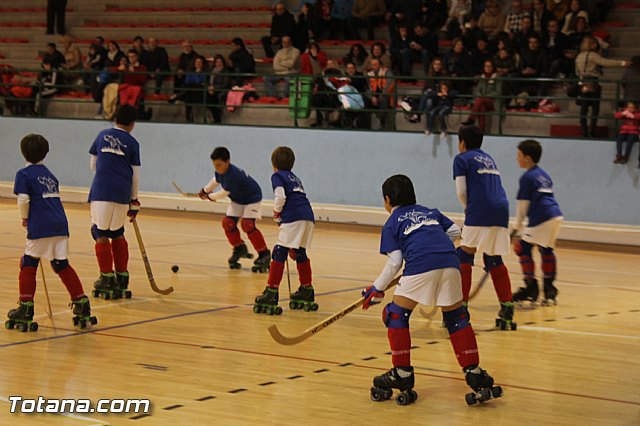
0;396;108;425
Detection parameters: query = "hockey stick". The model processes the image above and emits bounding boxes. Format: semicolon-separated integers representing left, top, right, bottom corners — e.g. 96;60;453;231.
285;258;292;298
418;305;438;320
39;261;53;319
268;277;399;345
131;218;174;295
171;181;199;198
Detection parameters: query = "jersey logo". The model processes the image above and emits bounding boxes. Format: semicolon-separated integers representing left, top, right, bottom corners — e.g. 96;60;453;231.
536;175;554;193
288;175;305;193
101;134;127;156
37;176;60;198
473;155;501;175
398;210;440;235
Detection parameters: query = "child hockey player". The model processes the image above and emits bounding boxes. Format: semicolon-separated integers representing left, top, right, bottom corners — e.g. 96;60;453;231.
89;105;140;300
362;174;502;406
253;146;316;314
512;139;563;305
7;134;96;331
199;147;270;271
453;125;516;330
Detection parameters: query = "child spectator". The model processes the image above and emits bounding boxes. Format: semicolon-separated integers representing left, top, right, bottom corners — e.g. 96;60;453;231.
424;80;455;138
613;102;640;165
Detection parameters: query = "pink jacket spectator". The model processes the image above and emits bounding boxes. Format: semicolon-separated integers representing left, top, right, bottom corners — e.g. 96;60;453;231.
614;110;640;135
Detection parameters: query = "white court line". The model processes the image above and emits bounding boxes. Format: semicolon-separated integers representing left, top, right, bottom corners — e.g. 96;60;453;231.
0;396;108;425
33;297;155;320
516;325;640;340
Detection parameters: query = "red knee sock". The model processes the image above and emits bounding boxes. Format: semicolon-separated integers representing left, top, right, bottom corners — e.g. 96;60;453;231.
95;242;113;273
57;266;86;300
296;260;312;286
490;264;512;302
246;229;267;253
388;328;412;367
460;263;472;302
19;266;37;302
267;260;284;289
111;238;129;273
449;326;479;369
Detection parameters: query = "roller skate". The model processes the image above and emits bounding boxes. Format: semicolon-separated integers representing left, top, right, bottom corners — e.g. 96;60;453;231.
512;278;539;307
228;243;253;269
541;278;558;306
71;297;98;329
115;272;132;299
5;301;38;332
464;366;503;405
253;287;282;315
370;367;417;405
92;272;121;300
251;249;270;273
289;285;319;312
495;302;517;330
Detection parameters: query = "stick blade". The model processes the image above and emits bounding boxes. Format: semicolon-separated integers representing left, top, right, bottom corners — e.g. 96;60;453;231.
267;324;309;345
172;181;199;197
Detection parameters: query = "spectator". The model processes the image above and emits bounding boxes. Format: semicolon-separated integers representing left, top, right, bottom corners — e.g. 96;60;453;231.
345;61;368;93
300;41;328;75
343;43;368;73
462;59;501;132
531;0;553;39
43;42;66;70
442;0;471;39
34;58;60;115
117;49;150;118
262;1;296;58
547;0;570;21
175;40;200;92
575;35;627;137
566;16;589;50
543;19;570;78
264;36;300;99
389;25;412;76
228;38;256;86
82;43;105;87
61;35;81;71
561;0;589;35
421;0;448;33
329;0;358;40
363;42;392;72
132;36;150;66
143;37;170;95
207;55;233;124
513;16;539;54
622;56;640;104
424;80;456;138
312;0;332;41
513;35;549;102
387;0;422;39
443;37;473;96
293;2;316;52
613;102;640;164
169;56;208;122
105;40;125;69
94;36;107;57
46;0;66;35
469;36;494;75
416;57;450;122
310;62;343;128
351;0;386;41
461;15;488;51
503;0;530;38
367;57;396;130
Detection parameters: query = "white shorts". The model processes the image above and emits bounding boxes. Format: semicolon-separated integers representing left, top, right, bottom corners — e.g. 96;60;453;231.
91;201;128;231
277;221;314;249
394;268;463;307
226;201;262;220
522;216;563;249
461;226;510;256
25;236;68;260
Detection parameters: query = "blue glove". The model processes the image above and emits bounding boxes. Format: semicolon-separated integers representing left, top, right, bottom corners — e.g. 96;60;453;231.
361;285;385;310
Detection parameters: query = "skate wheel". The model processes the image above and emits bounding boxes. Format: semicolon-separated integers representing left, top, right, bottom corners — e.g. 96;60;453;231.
303;304;311;312
92;290;100;297
370;387;391;402
90;316;98;325
102;293;110;300
396;392;410;405
252;305;261;314
266;307;274;315
73;317;79;326
5;320;14;330
311;303;318;311
18;323;28;332
409;390;418;402
275;306;283;315
477;388;491;402
289;301;296;310
495;318;501;327
491;386;503;398
465;392;477;406
124;291;132;299
500;321;507;331
251;267;258;273
29;322;38;332
510;322;517;331
79;319;87;329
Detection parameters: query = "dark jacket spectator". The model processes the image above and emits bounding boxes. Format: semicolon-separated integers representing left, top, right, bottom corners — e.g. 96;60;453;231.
262;2;296;57
208;55;233;123
421;0;448;32
43;42;66;70
228;38;256;85
345;61;368;93
531;0;553;38
293;3;317;52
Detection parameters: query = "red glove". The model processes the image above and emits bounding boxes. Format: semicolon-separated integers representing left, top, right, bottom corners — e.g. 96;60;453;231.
361;285;385;310
127;199;140;222
273;211;282;225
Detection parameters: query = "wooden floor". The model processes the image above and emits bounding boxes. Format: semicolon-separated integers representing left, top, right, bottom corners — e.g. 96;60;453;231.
0;199;638;425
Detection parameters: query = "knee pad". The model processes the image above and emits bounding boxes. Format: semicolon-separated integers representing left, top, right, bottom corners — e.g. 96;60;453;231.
109;227;125;239
483;254;504;271
90;224;103;241
272;245;289;263
20;255;39;269
382;302;412;329
442;305;471;335
50;259;69;273
514;239;533;257
456;247;475;265
91;225;123;240
293;247;309;263
222;216;239;232
240;218;256;234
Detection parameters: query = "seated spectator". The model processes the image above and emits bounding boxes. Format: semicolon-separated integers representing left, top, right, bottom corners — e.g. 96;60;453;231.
418;57;449;115
43;42;66;70
420;0;448;34
512;35;549;103
262;1;296;58
613;101;640;165
494;46;517;77
82;43;105;88
175;41;200;92
387;0;422;39
424;80;456;137
293;2;317;52
329;0;358;40
90;40;124;111
547;0;570;21
132;36;150;65
469;36;494;75
442;0;471;39
61;35;82;83
143;37;170;95
342;43;368;73
389;24;412;76
351;0;386;41
543;19;571;78
565;16;589;51
367;57;395;130
503;0;530;39
313;0;332;40
622;56;640;105
531;0;553;39
478;1;505;42
300;41;328;75
345;61;368;93
561;0;589;35
94;36;107;59
34;58;60;116
513;16;540;54
207;55;233;123
443;37;473;96
117;49;150;118
461;15;488;51
264;36;300;99
462;59;501;132
310;63;343;127
228;38;256;86
411;23;439;74
169;56;208;122
363;42;392;72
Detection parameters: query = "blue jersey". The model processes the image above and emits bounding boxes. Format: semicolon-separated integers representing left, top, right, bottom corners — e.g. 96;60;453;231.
14;164;69;240
88;127;141;205
215;164;262;205
453;149;509;227
271;170;314;223
380;204;460;276
517;166;563;227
